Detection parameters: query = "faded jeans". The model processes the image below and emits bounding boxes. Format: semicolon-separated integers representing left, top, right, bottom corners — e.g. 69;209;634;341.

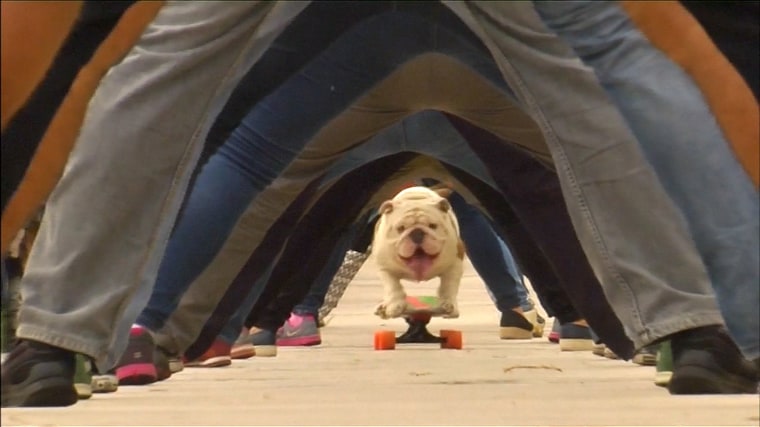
15;1;309;370
535;0;759;359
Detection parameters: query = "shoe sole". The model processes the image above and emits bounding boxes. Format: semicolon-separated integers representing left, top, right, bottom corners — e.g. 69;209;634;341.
231;345;256;360
184;356;231;368
276;336;322;346
499;327;533;340
91;375;119;393
532;323;545;338
668;364;758;394
74;383;92;400
2;377;78;407
560;339;595;352
654;371;673;388
592;345;606;357
116;363;157;385
632;353;657;366
253;345;277;357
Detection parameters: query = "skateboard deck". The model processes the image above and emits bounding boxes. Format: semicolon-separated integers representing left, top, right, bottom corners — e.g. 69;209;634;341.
401;295;448;317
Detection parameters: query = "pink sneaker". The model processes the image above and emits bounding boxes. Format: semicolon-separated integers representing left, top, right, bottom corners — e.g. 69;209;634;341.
276;313;321;346
115;326;158;385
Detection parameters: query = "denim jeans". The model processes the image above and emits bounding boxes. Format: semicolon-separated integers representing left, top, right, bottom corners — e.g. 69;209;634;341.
447;191;533;312
176;109;627;360
146;5;535;346
441;1;722;349
15;1;309;370
171;2;714;359
534;0;759;359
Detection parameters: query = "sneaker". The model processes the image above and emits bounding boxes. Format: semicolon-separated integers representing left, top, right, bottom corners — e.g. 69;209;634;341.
74;354;92;400
231;328;256;360
249;327;277;357
668;326;758;394
183;339;232;368
559;323;594;352
632;345;657;366
499;310;534;340
548;320;560;344
115;326;158;385
592;343;607;357
532;312;546;338
1;340;77;407
153;347;173;379
276;313;322;346
515;309;546;337
603;347;620;359
91;370;119;394
654;341;673;388
154;345;184;374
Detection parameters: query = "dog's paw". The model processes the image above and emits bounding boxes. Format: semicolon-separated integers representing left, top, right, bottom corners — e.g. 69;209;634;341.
439;299;459;319
375;298;408;319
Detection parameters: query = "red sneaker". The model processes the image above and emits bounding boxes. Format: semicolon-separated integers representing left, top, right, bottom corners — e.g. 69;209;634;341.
183;339;232;368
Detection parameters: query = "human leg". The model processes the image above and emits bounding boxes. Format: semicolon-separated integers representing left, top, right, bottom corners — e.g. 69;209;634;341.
534;0;760;362
6;1;307;400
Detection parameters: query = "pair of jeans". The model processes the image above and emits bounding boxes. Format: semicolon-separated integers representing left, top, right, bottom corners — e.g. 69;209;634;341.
180;110;623;360
15;1;309;370
447;191;533;313
535;0;759;359
172;1;721;359
149;7;625;357
439;1;721;349
143;4;532;343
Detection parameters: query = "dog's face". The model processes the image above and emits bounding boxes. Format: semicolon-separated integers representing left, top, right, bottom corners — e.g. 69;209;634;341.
375;187;461;281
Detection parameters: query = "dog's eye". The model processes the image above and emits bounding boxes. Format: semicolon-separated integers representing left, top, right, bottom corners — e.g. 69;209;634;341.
396;225;405;233
429;224;437;230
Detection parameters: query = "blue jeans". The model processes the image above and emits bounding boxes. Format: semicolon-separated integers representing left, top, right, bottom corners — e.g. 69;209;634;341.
535;0;760;359
447;191;533;313
137;5;516;334
158;3;714;359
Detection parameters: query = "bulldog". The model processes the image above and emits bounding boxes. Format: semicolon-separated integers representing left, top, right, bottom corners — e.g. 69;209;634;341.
372;186;465;319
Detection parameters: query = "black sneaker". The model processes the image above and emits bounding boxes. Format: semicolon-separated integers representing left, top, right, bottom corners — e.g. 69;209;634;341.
153;346;172;381
498;310;533;340
1;340;77;407
559;323;594;352
668;326;758;394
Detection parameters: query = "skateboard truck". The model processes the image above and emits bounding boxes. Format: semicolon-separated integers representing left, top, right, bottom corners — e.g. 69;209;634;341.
396;313;444;344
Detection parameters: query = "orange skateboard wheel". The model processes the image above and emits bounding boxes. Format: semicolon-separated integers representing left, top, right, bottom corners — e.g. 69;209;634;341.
440;330;463;349
374;330;396;350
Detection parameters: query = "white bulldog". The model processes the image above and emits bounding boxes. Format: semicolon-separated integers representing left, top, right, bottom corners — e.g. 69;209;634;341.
372;186;465;319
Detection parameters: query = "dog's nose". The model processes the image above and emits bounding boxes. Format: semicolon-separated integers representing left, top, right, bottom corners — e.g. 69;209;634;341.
409;228;425;244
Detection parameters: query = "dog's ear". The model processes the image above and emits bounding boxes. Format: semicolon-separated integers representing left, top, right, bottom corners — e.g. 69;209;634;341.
431;187;453;199
437;198;451;213
379;200;394;215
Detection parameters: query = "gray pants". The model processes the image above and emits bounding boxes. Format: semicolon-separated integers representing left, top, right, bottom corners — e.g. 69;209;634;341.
16;1;309;370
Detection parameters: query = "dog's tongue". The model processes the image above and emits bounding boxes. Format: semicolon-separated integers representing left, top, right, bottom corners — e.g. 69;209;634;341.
406;251;434;281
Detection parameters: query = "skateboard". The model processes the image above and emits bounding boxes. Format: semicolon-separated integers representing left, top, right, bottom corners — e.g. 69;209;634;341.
373;295;463;350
